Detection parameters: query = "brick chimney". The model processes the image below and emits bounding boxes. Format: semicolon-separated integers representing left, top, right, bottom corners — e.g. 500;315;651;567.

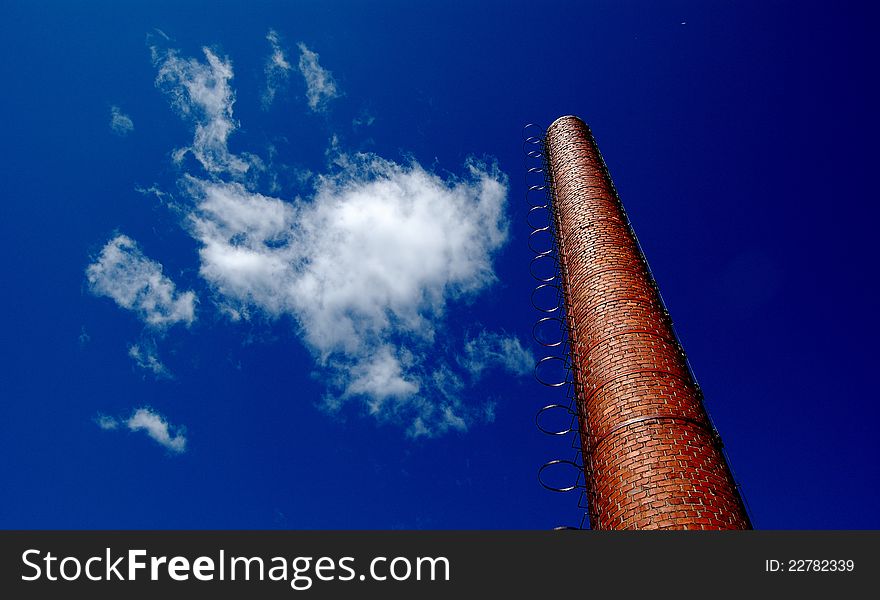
543;116;750;529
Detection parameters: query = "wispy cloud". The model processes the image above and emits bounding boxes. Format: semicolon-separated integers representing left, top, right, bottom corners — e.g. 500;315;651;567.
109;106;134;136
460;330;534;377
262;30;291;109
127;408;187;453
93;407;186;454
135;184;174;208
153;46;258;176
94;414;119;430
352;109;376;129
96;408;187;453
297;42;339;112
86;234;196;328
128;341;171;378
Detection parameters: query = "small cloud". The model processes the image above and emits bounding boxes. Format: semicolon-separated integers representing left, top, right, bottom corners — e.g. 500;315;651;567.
109;106;134;136
86;234;197;328
262;30;291;109
128;341;172;378
94;414;119;430
296;42;339;112
460;330;534;378
153;46;257;177
127;407;187;453
135;184;179;212
135;184;171;202
352;110;376;129
345;344;421;402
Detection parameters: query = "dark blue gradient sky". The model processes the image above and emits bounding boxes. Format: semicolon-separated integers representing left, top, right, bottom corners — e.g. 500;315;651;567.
1;1;877;529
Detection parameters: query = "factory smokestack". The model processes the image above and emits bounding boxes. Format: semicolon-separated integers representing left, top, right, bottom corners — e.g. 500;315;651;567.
542;115;750;530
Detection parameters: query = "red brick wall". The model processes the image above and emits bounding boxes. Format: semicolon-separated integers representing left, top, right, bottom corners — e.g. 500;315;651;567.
544;116;750;530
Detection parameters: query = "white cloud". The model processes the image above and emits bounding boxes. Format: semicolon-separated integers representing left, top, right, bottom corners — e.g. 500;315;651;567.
135;184;170;201
262;30;291;109
128;341;171;378
154;46;256;176
109;106;134;136
345;344;420;403
86;234;196;328
94;414;119;430
461;330;534;377
126;408;187;453
94;408;187;453
297;42;339;111
182;153;508;436
138;45;522;437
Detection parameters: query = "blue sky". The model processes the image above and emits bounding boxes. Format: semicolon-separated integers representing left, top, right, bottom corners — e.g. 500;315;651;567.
1;1;877;529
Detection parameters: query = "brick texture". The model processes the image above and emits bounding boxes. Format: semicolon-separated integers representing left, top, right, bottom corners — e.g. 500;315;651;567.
544;116;750;530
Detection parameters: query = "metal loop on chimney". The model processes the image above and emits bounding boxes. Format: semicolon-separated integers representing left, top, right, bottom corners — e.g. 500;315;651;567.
529;254;559;283
532;316;565;348
534;356;569;388
530;283;561;314
527;205;552;230
524;121;590;529
538;459;583;493
536;403;577;436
